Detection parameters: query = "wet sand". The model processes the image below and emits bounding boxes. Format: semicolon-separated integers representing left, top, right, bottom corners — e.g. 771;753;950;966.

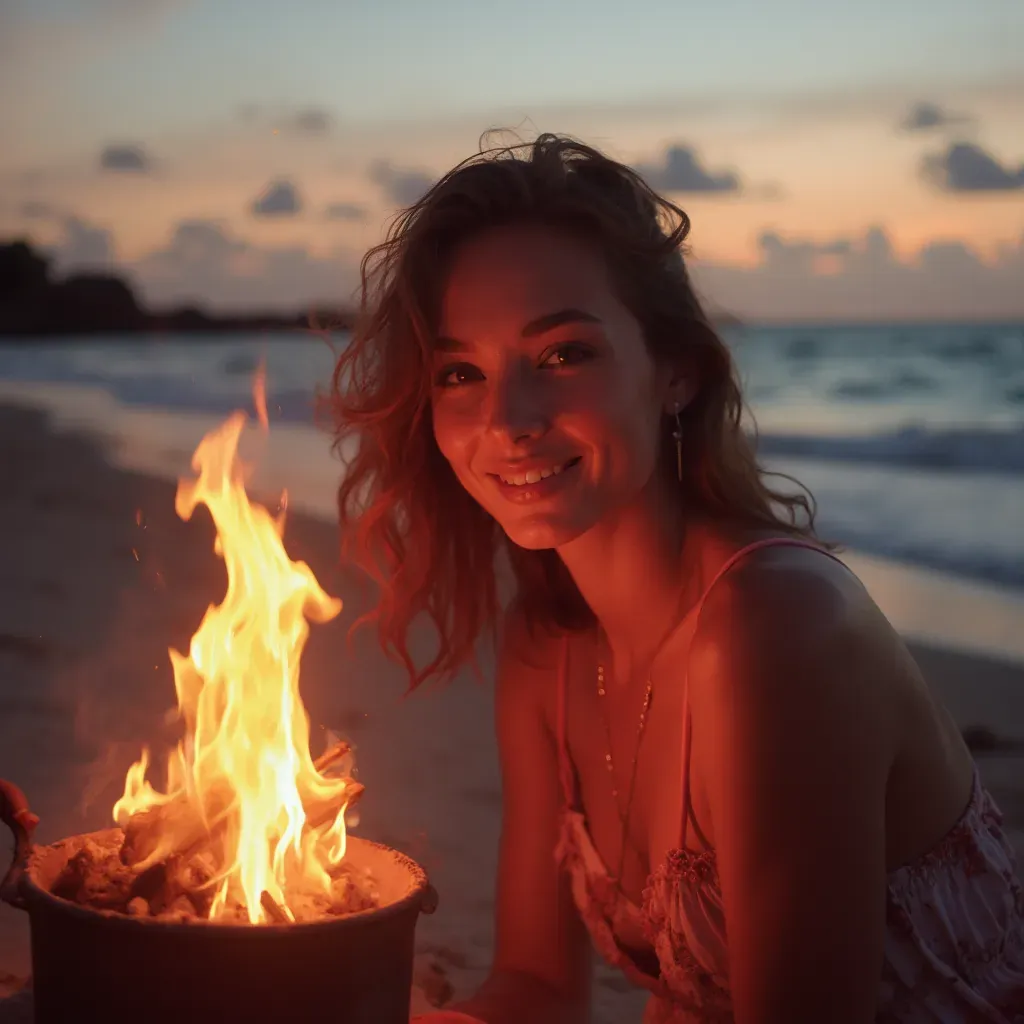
1;402;1022;1022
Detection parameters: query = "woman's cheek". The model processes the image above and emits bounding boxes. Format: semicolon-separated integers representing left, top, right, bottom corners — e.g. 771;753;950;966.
431;394;483;465
556;364;620;410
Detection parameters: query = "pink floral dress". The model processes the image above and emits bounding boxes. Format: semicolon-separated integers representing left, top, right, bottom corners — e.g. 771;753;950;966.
554;539;1024;1022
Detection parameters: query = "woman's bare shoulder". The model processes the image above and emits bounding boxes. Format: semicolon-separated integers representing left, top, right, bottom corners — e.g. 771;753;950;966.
687;541;903;758
701;541;877;648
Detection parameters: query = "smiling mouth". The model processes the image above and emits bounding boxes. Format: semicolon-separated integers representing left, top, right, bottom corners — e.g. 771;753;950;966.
493;456;582;487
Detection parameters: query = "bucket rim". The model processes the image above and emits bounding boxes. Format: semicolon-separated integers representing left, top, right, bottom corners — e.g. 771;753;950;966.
21;828;436;935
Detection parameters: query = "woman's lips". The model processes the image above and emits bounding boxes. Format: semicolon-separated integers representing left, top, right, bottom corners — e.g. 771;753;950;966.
489;456;582;504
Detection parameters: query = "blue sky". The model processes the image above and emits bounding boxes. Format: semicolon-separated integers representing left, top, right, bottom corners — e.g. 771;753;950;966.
1;0;1022;319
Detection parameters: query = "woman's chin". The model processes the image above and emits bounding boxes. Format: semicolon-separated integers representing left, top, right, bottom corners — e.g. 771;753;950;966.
500;511;593;551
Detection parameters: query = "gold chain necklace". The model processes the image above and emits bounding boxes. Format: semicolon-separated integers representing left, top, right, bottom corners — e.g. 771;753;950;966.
596;635;655;888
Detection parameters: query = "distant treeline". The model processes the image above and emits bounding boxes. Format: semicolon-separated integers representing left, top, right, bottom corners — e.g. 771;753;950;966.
0;240;356;337
0;238;745;339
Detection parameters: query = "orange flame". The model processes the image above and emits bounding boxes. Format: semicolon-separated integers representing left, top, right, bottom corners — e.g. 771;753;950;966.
253;357;269;432
113;393;351;924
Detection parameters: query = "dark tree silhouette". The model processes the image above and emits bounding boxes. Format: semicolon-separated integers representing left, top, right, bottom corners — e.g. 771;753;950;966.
0;239;354;338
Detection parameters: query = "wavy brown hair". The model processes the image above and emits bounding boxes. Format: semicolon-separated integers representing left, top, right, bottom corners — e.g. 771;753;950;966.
327;132;822;687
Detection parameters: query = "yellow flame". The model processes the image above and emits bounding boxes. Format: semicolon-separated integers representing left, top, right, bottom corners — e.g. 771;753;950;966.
114;400;349;924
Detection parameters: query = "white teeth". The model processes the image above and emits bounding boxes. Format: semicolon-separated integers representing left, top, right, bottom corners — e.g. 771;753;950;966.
499;461;571;486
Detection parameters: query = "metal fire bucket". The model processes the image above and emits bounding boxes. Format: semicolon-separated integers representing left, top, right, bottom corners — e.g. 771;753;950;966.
1;779;437;1023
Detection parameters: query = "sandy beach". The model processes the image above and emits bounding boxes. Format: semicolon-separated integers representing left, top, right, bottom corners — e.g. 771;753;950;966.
1;401;1022;1023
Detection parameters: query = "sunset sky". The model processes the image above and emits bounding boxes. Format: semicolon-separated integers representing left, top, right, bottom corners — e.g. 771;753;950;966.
1;0;1022;320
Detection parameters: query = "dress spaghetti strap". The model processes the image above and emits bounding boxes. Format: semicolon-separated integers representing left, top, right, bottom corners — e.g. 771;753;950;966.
556;635;576;809
678;538;849;850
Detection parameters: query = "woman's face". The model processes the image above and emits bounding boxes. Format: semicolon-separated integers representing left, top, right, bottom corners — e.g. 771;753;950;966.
431;223;675;550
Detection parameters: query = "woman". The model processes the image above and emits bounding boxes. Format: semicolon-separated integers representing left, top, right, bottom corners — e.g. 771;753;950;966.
329;134;1024;1023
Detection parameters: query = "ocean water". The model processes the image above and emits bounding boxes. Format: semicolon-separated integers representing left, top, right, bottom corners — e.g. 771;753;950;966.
1;322;1023;598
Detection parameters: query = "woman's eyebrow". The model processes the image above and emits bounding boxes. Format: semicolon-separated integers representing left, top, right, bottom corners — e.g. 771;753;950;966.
434;335;471;353
520;308;602;337
436;308;602;351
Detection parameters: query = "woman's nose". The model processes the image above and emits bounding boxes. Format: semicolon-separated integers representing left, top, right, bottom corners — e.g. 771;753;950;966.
486;366;548;444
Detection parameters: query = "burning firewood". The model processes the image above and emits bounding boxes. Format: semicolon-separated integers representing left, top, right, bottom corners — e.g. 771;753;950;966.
113;779;364;920
307;780;364;830
119;794;212;868
127;858;176;904
119;776;363;878
313;739;352;776
55;826;378;922
260;891;291;924
52;836;133;910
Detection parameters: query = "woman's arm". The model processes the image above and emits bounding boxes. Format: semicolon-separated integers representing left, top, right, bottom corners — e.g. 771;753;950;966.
689;559;896;1024
447;607;591;1024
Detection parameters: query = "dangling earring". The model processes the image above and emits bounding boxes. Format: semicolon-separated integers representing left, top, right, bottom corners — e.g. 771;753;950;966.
671;402;684;482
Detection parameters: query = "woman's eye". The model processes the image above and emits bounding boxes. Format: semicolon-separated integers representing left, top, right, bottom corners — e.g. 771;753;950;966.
540;343;595;369
434;363;484;388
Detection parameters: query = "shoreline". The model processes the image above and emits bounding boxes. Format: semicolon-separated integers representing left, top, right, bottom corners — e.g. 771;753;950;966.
1;402;1023;1022
3;379;1024;666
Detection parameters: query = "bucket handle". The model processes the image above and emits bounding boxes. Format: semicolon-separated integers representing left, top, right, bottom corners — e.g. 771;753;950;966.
0;779;39;910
